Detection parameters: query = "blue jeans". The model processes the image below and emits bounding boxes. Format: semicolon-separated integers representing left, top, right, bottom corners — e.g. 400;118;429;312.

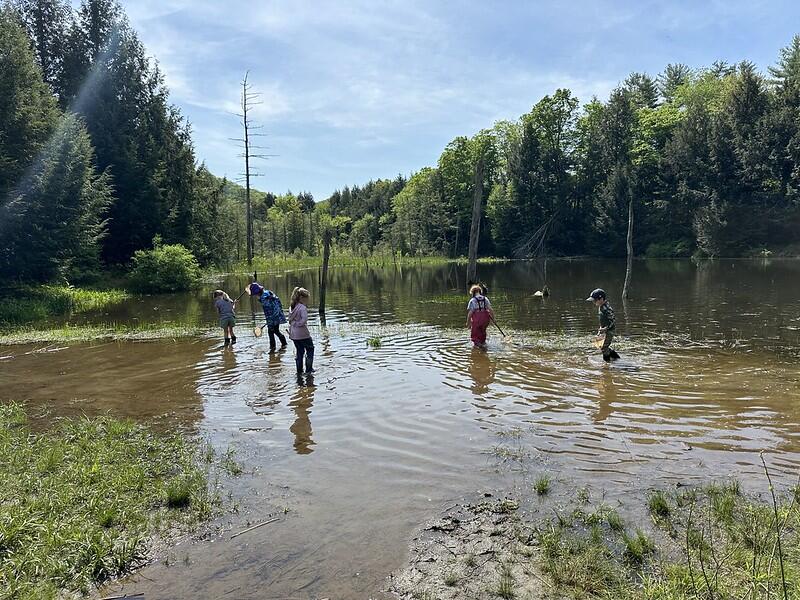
292;338;314;373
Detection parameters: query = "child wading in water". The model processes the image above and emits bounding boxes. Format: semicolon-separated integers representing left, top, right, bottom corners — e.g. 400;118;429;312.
586;288;620;362
288;287;314;376
248;282;287;352
213;290;236;346
466;284;494;348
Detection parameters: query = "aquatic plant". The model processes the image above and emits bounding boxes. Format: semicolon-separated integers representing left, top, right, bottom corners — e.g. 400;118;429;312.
621;529;655;564
486;444;529;462
367;336;382;348
534;474;551;496
0;322;210;345
232;253;511;276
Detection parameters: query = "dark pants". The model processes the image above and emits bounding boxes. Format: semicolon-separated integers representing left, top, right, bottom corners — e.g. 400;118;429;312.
602;332;616;360
292;338;314;373
268;324;287;350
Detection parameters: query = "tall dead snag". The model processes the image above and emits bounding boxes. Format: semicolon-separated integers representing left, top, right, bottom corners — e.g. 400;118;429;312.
233;71;272;266
319;230;331;322
622;196;633;299
466;154;484;287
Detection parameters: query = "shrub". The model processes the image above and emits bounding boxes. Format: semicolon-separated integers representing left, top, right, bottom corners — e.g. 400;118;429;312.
128;242;201;293
645;240;692;258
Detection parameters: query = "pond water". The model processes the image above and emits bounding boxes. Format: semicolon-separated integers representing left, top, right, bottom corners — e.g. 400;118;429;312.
2;259;800;599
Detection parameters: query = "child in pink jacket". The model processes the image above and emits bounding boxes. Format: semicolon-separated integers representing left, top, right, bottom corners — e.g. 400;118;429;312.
288;287;314;376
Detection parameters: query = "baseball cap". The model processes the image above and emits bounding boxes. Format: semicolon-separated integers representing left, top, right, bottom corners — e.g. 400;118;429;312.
586;288;606;301
247;283;263;296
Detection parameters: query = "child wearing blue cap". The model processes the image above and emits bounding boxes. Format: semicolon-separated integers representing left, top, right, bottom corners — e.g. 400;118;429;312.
586;288;620;362
248;281;287;352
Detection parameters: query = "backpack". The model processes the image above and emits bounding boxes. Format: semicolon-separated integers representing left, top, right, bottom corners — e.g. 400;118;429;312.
259;290;287;324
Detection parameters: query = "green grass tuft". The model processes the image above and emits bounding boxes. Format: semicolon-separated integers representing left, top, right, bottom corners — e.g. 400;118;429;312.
0;403;218;599
443;570;459;586
622;529;655;565
534;474;551;496
496;563;515;599
647;490;671;519
605;509;624;532
367;335;382;348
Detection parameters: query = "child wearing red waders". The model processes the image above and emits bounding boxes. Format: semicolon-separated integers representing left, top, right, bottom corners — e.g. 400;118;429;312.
466;284;494;348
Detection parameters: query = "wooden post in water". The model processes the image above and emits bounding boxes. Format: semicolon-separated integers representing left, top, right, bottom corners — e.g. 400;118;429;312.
466;155;484;287
622;196;633;299
319;231;331;320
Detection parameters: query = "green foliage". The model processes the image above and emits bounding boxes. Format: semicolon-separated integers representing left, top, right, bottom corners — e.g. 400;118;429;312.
0;11;111;282
534;474;551;496
6;0;800;281
0;321;207;345
0;7;59;196
4;0;228;273
128;241;201;293
647;490;671;519
535;481;800;598
645;240;692;258
0;403;217;599
321;39;800;260
0;285;128;326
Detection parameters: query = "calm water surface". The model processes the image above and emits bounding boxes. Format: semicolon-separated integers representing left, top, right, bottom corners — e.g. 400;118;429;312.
2;259;799;599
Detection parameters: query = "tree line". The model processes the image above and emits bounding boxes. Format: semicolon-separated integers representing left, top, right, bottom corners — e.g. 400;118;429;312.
326;41;800;261
0;0;230;282
3;0;800;288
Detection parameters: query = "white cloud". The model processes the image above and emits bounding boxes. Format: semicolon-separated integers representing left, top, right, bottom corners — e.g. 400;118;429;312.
117;0;795;199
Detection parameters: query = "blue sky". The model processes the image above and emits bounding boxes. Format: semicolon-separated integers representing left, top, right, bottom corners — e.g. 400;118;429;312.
121;0;800;201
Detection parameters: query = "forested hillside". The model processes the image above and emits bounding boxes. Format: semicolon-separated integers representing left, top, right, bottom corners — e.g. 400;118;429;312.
2;0;800;288
327;47;800;260
0;0;228;281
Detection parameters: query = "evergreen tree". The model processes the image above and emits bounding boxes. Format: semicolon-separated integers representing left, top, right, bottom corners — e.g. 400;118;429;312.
12;0;70;96
0;11;111;281
0;7;58;197
658;64;693;102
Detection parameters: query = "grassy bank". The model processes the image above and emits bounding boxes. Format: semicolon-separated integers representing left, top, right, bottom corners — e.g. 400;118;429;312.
538;476;800;598
393;470;800;599
0;322;210;346
0;403;224;599
0;285;129;327
227;252;511;274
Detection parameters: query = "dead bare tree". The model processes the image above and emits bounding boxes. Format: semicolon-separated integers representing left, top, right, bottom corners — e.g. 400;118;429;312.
466;155;484;287
622;194;634;299
231;72;274;266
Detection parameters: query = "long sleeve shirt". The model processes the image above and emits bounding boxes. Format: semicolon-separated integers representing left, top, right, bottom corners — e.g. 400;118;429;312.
599;302;616;332
288;303;311;340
